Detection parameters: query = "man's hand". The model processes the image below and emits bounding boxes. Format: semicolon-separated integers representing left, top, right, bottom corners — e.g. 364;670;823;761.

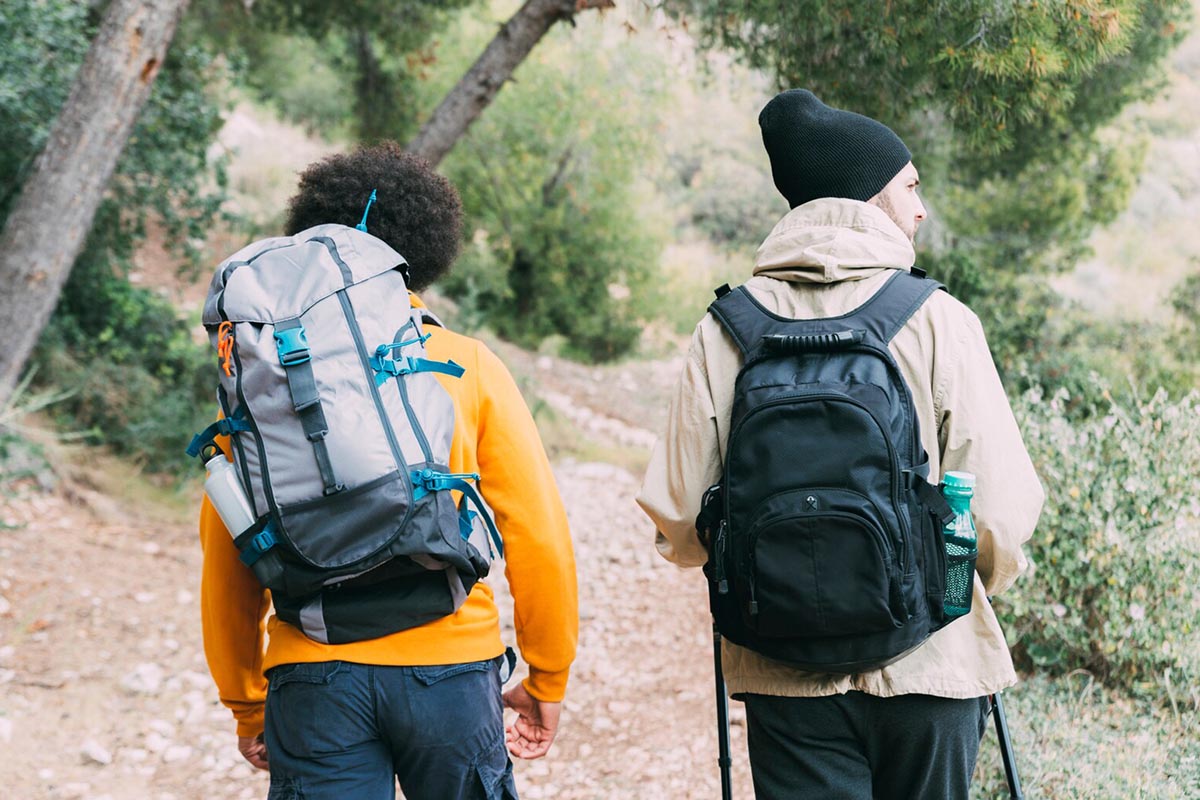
238;733;269;771
502;683;561;760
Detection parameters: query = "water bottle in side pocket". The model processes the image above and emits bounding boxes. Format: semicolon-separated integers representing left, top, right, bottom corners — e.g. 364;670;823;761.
941;471;978;619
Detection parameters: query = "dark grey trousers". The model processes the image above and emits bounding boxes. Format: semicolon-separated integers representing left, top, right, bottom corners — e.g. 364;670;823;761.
743;691;990;800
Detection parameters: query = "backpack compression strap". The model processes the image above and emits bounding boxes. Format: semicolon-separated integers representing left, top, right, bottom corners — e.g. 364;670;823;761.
274;318;344;497
411;469;505;558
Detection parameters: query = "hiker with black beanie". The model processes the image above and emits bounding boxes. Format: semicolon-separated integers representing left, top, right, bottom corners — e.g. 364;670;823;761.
638;90;1044;798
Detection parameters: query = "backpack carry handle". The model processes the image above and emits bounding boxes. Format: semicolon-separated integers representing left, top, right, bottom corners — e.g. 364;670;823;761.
762;329;865;353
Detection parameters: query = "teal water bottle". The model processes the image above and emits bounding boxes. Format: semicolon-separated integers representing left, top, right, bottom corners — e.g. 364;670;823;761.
941;471;978;618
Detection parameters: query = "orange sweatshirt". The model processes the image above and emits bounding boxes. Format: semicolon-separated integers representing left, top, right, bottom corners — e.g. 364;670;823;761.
198;299;578;738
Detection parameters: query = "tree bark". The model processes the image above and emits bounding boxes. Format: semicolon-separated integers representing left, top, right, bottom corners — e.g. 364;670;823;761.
406;0;614;167
0;0;190;408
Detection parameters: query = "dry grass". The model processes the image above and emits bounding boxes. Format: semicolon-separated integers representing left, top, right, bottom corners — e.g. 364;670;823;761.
972;674;1199;799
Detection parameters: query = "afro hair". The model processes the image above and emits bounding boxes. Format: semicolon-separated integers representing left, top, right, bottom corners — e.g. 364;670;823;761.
284;142;463;292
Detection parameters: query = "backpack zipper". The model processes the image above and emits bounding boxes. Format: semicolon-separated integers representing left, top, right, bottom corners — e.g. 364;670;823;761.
726;390;907;573
230;334;276;517
338;291;410;479
714;520;729;595
745;508;899;623
396;376;433;463
739;340;922;467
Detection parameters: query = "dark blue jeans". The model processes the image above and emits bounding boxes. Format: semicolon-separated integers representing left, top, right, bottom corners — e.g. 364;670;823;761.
264;657;517;800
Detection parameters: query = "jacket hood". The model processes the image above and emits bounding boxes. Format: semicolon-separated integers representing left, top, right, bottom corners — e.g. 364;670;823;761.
753;198;915;284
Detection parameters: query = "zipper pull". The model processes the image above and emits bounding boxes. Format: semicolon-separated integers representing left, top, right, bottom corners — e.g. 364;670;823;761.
714;520;729;595
748;570;759;615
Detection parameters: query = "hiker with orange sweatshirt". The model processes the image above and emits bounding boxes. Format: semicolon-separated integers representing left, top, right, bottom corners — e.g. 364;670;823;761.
196;143;578;799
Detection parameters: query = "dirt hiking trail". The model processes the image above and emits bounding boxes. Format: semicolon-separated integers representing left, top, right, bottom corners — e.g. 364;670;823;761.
0;349;758;799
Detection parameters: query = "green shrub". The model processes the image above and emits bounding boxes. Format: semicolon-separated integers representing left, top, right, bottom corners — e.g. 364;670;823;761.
685;151;782;249
437;11;668;363
34;219;212;474
237;32;355;139
1001;378;1200;700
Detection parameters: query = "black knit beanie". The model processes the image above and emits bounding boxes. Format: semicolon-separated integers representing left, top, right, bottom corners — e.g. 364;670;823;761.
759;89;911;209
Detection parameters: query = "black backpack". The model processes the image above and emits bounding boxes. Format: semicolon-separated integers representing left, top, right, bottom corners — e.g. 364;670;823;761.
697;270;959;673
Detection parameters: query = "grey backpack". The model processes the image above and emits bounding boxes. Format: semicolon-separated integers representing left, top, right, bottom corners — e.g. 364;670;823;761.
188;223;501;644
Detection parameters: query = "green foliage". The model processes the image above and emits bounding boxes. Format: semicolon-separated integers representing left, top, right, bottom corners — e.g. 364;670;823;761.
1169;267;1200;334
33;208;213;474
1;0;228;473
685;153;782;247
936;130;1148;287
0;0;91;220
438;15;670;361
667;0;1192;369
657;67;782;251
190;0;478;142
933;256;1200;403
0;370;68;492
1002;379;1200;699
114;43;231;268
229;33;356;138
669;0;1189;166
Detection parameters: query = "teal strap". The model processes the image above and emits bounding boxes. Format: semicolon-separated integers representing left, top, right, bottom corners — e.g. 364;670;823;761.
238;522;277;567
411;357;465;377
459;508;476;540
370;355;465;387
411;469;504;558
187;416;251;458
462;481;503;558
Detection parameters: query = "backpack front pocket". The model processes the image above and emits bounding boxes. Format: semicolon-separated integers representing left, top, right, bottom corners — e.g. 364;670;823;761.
745;491;905;638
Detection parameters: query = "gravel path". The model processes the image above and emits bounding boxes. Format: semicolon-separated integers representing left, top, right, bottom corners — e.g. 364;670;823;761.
0;428;755;799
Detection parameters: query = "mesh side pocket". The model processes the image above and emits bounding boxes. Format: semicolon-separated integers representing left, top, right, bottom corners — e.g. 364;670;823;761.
943;534;978;618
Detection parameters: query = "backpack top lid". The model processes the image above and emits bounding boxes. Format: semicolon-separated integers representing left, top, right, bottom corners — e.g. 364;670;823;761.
202;223;408;327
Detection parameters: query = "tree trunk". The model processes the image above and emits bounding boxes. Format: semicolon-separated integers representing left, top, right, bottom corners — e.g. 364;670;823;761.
0;0;190;408
406;0;614;167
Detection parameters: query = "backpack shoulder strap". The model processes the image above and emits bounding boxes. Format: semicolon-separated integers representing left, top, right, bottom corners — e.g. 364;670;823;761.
843;269;945;344
707;286;777;358
418;307;445;329
708;270;944;356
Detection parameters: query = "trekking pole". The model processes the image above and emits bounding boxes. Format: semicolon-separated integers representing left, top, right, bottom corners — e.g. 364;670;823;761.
712;622;733;800
985;596;1024;799
990;690;1024;799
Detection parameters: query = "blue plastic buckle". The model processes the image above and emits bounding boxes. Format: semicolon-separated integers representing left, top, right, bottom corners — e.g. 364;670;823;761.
415;468;481;490
274;327;310;366
369;355;408;386
239;526;277;567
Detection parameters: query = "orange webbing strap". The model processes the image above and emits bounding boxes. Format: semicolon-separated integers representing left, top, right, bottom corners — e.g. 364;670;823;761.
217;321;235;377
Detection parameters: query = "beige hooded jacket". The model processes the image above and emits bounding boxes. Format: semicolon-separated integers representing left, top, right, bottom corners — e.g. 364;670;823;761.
637;198;1045;699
